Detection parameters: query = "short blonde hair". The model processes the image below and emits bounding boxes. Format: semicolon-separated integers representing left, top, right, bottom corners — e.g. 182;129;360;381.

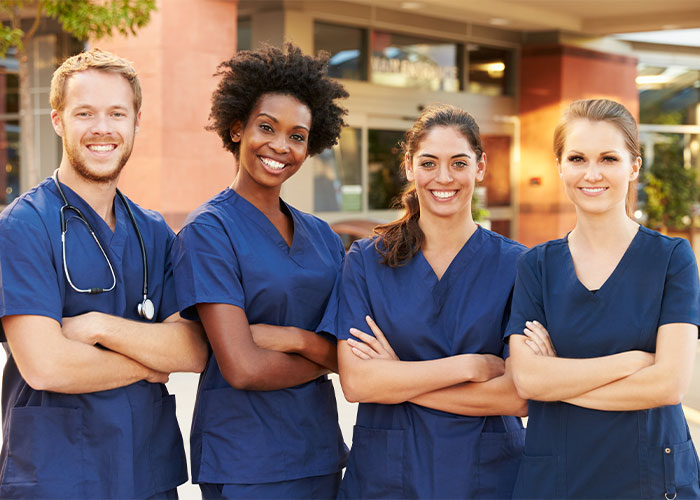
50;47;142;112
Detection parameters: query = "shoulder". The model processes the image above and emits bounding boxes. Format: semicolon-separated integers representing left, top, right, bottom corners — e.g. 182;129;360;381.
479;227;527;256
637;226;697;268
517;236;568;269
286;202;344;249
0;179;57;234
120;193;174;240
181;188;236;230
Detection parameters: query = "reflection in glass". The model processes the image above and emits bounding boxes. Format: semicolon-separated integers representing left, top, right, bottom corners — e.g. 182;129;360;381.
237;18;251;51
638;64;700;125
314;22;367;81
370;31;459;92
314;128;362;212
467;44;512;96
0;120;20;205
368;129;405;210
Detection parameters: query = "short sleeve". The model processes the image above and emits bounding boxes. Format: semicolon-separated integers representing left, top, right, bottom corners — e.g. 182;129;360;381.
504;249;546;342
335;241;374;341
658;239;700;330
0;214;63;341
157;229;180;321
171;221;245;321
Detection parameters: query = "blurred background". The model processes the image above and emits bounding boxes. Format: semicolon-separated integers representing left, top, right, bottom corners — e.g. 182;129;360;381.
1;1;699;498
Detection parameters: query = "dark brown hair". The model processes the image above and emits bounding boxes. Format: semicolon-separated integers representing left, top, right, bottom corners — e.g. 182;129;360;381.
374;104;483;267
553;99;641;215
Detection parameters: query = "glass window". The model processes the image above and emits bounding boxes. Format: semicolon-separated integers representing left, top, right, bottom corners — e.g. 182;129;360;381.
368;129;405;210
0;50;20;206
314;22;367;80
370;31;459;92
467;44;512;96
314;127;362;212
237;18;251;52
638;64;700;125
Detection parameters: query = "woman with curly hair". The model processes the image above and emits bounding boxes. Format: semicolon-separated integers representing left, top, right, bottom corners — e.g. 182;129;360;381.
170;43;349;499
332;104;527;499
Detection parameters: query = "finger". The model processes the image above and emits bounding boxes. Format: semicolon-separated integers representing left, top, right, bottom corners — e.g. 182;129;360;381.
365;316;397;356
350;346;371;360
524;322;555;356
528;320;556;355
350;328;384;354
347;338;380;358
523;327;549;355
524;339;542;355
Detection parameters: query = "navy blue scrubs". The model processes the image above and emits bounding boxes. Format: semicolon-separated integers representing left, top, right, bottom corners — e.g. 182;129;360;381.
171;188;347;497
0;178;188;498
506;226;700;499
333;227;526;499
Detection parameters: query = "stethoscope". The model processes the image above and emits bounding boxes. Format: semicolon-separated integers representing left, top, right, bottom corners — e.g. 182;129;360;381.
52;169;155;321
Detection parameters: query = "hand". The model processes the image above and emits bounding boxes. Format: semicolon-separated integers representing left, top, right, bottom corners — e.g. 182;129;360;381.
249;324;299;353
466;354;505;382
62;311;105;345
144;368;169;384
523;320;556;356
347;315;399;361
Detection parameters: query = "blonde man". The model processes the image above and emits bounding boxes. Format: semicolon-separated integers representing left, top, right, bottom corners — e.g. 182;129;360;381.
0;48;207;499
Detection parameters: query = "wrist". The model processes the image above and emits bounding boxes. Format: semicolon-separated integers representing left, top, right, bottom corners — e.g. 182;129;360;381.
291;327;308;354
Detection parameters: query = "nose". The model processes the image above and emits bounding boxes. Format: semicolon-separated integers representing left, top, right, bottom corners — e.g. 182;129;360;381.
435;163;453;183
89;114;112;135
269;135;290;154
583;162;603;182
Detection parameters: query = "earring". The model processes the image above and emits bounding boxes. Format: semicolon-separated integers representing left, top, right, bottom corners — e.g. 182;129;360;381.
231;131;240;141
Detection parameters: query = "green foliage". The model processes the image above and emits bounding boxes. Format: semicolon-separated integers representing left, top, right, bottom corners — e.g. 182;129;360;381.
0;1;156;57
642;134;700;230
42;0;156;40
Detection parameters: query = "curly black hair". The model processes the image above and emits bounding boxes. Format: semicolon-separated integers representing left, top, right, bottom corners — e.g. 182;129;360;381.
207;43;349;158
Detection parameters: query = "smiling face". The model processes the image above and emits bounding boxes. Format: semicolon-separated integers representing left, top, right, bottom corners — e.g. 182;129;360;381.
51;69;140;183
406;125;485;221
231;93;311;195
558;119;641;216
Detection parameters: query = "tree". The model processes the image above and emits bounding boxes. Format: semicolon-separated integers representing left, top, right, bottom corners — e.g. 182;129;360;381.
0;0;156;190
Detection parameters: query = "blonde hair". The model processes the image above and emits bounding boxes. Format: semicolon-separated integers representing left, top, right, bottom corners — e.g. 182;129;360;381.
553;99;641;214
50;48;142;112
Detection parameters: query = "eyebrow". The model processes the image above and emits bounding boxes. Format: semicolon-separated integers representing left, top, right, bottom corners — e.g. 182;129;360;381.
418;152;472;160
257;112;310;132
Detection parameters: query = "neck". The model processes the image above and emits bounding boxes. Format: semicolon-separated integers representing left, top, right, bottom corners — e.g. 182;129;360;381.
56;161;119;229
230;175;282;215
570;205;639;251
419;209;478;253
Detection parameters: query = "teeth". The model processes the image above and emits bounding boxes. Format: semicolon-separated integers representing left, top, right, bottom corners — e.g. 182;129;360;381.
88;144;115;152
581;187;606;193
432;190;456;199
260;157;285;170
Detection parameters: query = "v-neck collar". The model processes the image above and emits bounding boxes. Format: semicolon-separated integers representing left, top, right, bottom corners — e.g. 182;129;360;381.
564;226;641;298
229;188;308;262
417;225;485;288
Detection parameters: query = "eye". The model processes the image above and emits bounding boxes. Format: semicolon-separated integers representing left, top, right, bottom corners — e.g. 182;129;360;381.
112;112;126;118
567;155;584;163
453;160;468;169
290;133;307;143
602;155;619;163
76;111;91;118
420;160;436;168
259;123;274;133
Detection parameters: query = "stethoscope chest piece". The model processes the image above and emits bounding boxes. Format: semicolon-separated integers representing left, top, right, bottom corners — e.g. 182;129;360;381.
138;297;155;321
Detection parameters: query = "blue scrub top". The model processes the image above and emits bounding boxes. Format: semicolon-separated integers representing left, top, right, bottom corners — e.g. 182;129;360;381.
332;227;526;499
0;178;187;499
506;226;700;499
171;188;348;485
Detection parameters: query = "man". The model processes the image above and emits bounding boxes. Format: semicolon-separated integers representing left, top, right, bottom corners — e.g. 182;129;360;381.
0;48;208;499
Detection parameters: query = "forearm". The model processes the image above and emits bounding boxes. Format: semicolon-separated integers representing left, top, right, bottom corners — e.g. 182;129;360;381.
75;312;208;373
510;335;650;401
410;366;528;417
219;347;329;391
251;324;338;372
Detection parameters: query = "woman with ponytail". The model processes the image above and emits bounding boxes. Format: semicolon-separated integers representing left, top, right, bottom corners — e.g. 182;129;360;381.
330;104;527;499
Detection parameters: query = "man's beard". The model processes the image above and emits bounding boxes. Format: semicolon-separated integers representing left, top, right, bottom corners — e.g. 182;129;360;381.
65;140;132;183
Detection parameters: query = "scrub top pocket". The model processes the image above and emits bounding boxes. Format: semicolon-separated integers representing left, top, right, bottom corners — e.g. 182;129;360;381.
477;428;525;498
340;426;405;499
647;439;700;499
1;406;84;498
512;454;561;499
148;394;188;489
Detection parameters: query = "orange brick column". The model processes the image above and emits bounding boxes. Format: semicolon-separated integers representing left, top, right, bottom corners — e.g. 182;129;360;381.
518;44;638;247
95;0;239;230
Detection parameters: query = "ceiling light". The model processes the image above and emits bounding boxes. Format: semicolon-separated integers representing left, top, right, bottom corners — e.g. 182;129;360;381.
401;2;423;9
490;18;509;26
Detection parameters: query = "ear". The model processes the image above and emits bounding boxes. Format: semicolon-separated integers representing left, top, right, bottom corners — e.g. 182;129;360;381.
230;121;243;143
51;110;64;137
134;110;141;133
475;152;486;182
556;157;563;178
630;156;642;182
404;153;414;182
